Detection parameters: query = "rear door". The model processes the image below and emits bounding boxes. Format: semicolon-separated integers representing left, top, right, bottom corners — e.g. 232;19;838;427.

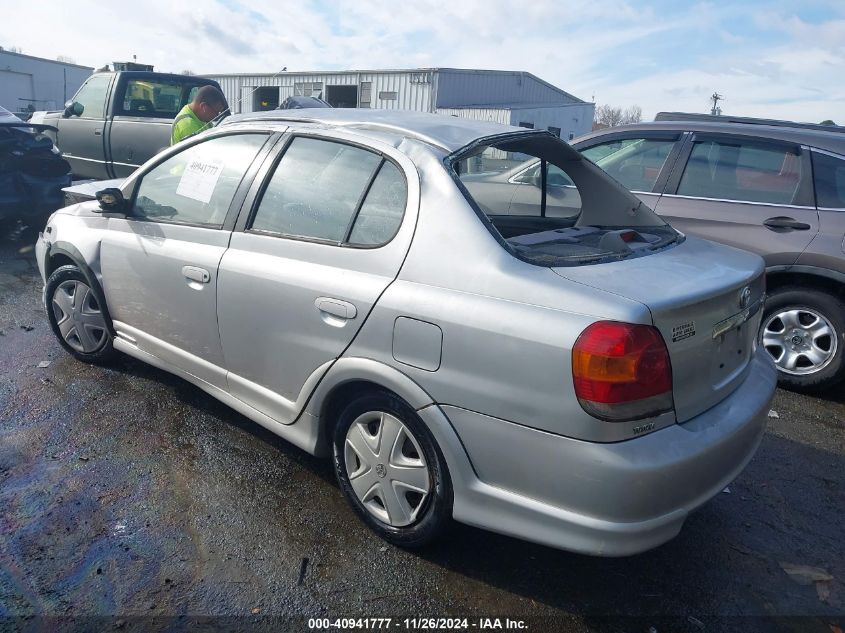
576;131;683;211
56;74;114;179
217;131;418;423
100;131;274;388
654;134;819;267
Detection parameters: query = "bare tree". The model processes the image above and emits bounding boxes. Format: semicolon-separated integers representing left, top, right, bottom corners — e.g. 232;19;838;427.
622;105;642;125
56;55;76;64
594;104;643;128
594;105;623;127
181;69;195;76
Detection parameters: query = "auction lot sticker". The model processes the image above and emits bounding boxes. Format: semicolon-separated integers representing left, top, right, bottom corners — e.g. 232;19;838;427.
176;157;225;204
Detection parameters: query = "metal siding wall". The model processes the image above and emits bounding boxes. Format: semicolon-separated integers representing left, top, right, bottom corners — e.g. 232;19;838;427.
507;104;595;140
436;69;581;108
435;107;511;125
206;71;433;113
0;51;92;113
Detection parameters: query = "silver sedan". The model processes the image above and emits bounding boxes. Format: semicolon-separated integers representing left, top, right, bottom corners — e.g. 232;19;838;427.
35;109;776;555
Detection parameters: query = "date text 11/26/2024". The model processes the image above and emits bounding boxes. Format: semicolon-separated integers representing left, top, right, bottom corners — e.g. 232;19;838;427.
308;618;529;630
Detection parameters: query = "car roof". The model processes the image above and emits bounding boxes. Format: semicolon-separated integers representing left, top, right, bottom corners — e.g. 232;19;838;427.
221;108;542;153
574;120;845;155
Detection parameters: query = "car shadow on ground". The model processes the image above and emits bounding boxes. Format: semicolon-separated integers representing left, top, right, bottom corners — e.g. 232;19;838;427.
103;353;844;625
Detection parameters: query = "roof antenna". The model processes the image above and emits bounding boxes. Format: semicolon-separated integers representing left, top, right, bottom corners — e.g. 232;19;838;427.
710;92;723;116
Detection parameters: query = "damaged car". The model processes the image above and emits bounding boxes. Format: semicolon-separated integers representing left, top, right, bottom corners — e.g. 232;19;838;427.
0;106;72;225
35;110;776;555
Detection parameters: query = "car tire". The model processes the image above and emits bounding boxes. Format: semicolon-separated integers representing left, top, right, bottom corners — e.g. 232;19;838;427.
45;265;116;364
333;390;452;548
760;286;845;391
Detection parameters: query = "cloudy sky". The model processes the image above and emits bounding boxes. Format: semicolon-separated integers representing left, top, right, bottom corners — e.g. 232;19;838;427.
2;0;843;123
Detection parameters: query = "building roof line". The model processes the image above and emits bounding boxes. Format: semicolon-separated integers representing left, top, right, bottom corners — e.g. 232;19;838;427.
0;49;93;71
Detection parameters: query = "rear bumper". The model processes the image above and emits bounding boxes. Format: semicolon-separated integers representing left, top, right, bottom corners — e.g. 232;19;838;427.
424;349;776;556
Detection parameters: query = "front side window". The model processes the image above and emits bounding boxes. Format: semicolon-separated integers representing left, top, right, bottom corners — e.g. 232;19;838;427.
73;75;112;119
133;134;268;227
250;137;407;246
812;151;845;209
117;79;208;118
677;139;803;205
581;137;677;192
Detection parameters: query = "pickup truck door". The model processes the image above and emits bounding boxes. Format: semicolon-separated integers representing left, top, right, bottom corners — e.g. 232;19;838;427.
55;74;114;179
100;132;275;389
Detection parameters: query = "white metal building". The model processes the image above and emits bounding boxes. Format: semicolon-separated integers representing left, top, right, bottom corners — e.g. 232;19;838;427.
0;49;93;115
206;68;594;140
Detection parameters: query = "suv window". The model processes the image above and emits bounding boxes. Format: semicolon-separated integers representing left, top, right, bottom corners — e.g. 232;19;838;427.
251;137;407;245
581;137;677;192
117;79;207;118
812;151;845;209
133;134;268;227
677;139;803;205
73;75;112;119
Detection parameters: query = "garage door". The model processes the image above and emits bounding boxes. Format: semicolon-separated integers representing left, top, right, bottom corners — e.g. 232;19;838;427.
0;70;34;113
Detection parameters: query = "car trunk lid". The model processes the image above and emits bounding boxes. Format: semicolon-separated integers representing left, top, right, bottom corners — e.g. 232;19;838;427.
553;236;765;422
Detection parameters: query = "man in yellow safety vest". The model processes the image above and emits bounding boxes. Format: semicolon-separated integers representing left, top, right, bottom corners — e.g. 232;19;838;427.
170;86;229;145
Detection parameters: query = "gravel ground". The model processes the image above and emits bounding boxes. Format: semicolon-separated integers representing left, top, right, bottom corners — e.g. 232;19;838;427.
1;220;843;633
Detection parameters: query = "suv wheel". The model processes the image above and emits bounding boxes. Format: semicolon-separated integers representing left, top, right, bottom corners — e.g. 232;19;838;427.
45;265;116;364
333;391;452;548
760;287;845;391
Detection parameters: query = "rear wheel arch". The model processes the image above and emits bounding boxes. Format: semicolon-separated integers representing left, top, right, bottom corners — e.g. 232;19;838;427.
765;269;845;300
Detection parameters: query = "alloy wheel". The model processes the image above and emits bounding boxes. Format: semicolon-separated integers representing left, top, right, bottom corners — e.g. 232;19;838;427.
761;307;837;376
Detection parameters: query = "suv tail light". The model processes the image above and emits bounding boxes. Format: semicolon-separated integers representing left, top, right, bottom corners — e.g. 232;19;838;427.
572;321;673;422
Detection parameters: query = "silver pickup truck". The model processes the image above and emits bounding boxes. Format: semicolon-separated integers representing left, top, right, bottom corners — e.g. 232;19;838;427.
34;71;221;180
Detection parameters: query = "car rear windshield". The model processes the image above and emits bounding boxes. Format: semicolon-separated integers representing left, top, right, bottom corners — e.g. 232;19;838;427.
451;133;681;266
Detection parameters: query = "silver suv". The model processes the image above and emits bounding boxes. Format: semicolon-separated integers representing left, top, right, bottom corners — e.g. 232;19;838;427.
573;114;845;391
35;110;775;555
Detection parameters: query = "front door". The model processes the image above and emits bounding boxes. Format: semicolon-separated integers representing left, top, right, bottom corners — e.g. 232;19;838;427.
56;74;113;179
217;133;416;423
654;134;819;267
99;132;272;388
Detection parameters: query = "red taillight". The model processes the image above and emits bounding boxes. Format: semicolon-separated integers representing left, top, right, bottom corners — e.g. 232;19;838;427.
572;321;673;421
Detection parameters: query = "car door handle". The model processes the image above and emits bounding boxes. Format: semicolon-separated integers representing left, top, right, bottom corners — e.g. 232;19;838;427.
763;216;811;231
94;129;102;136
314;297;357;320
182;266;210;284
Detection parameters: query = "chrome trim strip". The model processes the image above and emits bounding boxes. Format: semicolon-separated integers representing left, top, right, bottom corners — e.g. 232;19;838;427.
659;193;815;210
810;147;845;161
111;161;141;168
712;297;764;339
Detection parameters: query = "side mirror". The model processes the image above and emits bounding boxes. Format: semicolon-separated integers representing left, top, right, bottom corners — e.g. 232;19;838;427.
63;101;84;118
95;188;126;213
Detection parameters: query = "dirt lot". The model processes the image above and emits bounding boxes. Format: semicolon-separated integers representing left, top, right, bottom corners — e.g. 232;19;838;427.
1;220;843;633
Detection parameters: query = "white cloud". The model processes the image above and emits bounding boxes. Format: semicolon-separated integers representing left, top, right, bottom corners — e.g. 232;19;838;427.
1;0;842;123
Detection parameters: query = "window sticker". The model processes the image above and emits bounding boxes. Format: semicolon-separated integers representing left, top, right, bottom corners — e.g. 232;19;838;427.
176;157;225;204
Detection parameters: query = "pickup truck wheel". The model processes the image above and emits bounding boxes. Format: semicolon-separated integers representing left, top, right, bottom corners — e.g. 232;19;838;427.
333;391;452;548
760;287;845;391
45;265;116;364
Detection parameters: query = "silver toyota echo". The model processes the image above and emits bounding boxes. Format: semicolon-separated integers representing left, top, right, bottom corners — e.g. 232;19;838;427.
35;110;776;555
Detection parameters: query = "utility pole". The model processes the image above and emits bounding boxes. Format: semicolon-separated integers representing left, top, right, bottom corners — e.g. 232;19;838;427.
710;92;724;116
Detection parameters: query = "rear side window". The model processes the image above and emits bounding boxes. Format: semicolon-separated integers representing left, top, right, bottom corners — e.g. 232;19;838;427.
250;137;407;245
812;151;845;209
581;137;677;192
133;134;268;227
677;139;803;205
